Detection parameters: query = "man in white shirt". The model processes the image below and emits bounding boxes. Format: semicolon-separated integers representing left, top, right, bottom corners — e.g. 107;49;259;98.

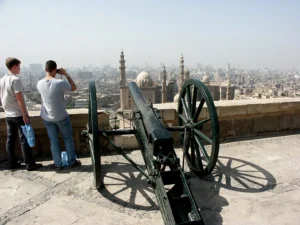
0;57;42;170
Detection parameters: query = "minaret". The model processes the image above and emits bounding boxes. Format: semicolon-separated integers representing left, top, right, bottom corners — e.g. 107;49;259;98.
179;54;184;93
220;85;222;100
184;68;190;82
119;51;127;109
226;78;231;100
119;51;126;86
161;65;167;103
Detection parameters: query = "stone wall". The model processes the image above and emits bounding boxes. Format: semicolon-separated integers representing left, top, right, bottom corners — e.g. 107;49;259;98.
0;109;109;161
154;98;300;141
112;98;300;149
1;98;300;160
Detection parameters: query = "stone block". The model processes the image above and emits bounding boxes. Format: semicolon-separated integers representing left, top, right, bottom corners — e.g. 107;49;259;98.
281;102;300;113
199;106;207;119
0;119;6;133
246;104;262;116
219;118;253;138
30;117;45;129
279;114;300;130
253;115;280;133
160;109;175;121
69;113;88;128
261;103;281;114
217;105;246;118
113;134;139;150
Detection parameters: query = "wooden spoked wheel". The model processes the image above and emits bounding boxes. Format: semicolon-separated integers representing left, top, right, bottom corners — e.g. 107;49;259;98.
178;79;220;176
88;80;102;189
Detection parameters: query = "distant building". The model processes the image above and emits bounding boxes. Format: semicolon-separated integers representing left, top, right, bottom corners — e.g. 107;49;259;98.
201;75;235;101
74;99;89;108
119;52;235;110
119;52;178;110
78;71;93;79
29;64;43;74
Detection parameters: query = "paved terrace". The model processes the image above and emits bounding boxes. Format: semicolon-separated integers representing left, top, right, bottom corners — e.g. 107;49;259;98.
1;133;300;225
1;98;300;224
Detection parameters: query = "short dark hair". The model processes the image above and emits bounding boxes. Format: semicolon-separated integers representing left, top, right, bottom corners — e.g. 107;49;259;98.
6;57;21;70
45;60;57;72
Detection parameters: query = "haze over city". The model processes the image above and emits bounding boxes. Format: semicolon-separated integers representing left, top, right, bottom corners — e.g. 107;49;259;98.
0;0;299;70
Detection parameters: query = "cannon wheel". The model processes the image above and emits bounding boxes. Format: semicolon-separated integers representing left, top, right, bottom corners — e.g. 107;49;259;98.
178;79;220;176
88;80;102;189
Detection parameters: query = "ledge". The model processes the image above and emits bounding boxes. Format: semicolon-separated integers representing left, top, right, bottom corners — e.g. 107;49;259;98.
0;109;109;161
154;98;300;120
0;108;92;118
1;98;300;159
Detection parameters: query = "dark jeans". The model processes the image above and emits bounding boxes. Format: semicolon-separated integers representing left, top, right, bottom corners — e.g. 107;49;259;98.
6;116;34;165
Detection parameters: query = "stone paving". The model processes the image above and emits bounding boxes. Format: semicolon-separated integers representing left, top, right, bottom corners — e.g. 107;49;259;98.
1;134;300;225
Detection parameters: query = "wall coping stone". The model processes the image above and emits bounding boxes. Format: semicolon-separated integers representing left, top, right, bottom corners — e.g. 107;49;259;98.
0;109;104;119
153;98;300;120
1;98;299;119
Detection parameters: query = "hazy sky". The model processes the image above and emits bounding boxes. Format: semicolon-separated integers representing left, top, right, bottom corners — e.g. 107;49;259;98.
0;0;299;69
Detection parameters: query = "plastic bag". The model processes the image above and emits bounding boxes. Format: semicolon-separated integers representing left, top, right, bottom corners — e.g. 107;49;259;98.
21;124;35;147
61;151;68;167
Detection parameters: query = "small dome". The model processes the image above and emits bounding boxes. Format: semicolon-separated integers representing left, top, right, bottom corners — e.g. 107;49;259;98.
202;74;210;84
173;93;180;103
136;71;153;87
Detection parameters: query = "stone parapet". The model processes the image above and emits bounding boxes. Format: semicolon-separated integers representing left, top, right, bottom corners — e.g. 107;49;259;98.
1;98;300;159
0;109;109;161
154;98;300;140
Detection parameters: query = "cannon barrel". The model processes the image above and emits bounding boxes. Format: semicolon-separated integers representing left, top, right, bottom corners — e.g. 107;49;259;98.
128;82;173;156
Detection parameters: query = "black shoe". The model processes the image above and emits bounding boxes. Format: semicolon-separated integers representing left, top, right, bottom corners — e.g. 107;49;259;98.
50;163;63;171
68;160;82;168
27;163;43;171
8;162;21;170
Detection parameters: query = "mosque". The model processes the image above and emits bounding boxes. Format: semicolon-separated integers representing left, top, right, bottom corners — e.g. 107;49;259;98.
118;51;234;110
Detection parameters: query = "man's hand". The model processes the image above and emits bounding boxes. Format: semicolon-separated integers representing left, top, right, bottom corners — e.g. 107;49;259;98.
23;115;30;124
59;68;77;91
58;68;68;76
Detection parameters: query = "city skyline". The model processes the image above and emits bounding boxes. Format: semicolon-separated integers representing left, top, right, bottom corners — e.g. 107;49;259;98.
0;0;299;70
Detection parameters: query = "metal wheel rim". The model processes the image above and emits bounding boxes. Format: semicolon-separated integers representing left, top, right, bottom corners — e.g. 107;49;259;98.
178;79;220;176
88;80;102;189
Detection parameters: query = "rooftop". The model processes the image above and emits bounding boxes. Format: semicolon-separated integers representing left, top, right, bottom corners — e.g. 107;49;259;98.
1;133;300;225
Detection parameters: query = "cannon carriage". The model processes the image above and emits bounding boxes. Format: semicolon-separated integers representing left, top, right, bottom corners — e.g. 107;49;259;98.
82;78;220;225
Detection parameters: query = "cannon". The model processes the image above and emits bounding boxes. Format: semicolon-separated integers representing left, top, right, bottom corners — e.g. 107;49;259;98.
82;79;220;225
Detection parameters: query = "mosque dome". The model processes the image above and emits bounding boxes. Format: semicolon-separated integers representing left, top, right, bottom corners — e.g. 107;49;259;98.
202;74;210;84
173;93;180;103
136;71;153;87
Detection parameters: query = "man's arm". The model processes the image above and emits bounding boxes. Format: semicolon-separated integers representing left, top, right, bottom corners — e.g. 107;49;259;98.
15;92;30;124
59;68;77;91
66;76;77;91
